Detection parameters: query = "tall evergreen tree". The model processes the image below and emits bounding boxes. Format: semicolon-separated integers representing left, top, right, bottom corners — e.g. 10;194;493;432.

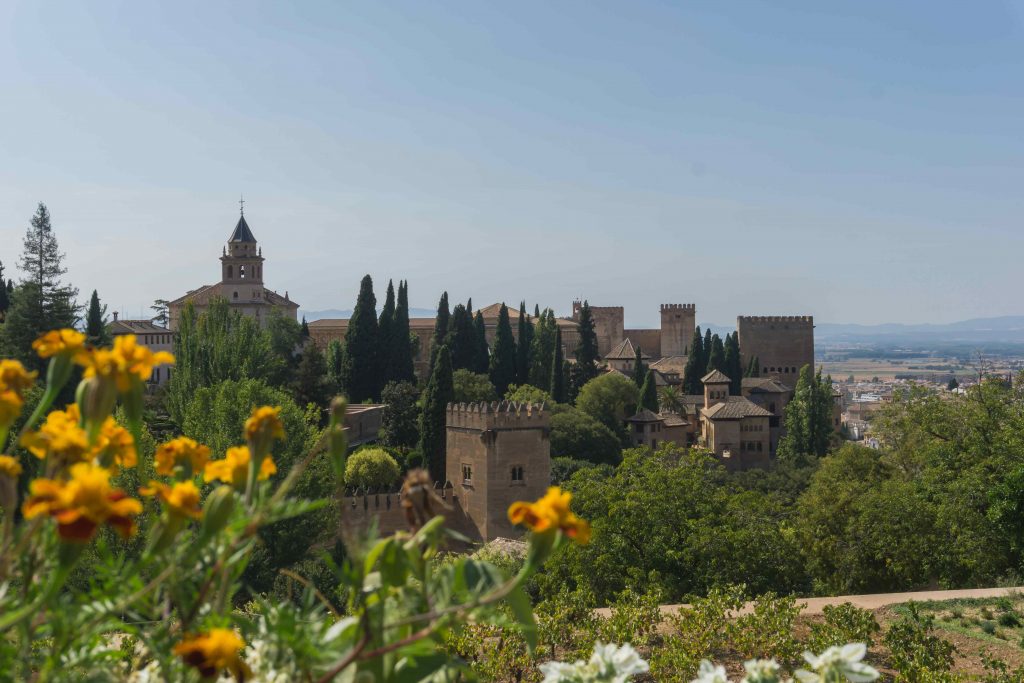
703;328;713;370
1;203;79;367
534;303;540;319
549;326;566;403
777;365;834;463
638;369;659;413
447;303;476;371
573;301;600;390
515;301;533;385
429;291;450;372
392;281;416;383
377;280;396;381
326;339;344;393
682;326;705;395
724;332;742;394
419;344;454;483
340;275;380;403
631;345;646;387
151;299;169;327
0;261;10;322
293;343;331;410
745;355;760;378
489;304;517;396
472;310;489;374
300;315;310;339
529;310;556;389
706;334;725;375
85;290;110;347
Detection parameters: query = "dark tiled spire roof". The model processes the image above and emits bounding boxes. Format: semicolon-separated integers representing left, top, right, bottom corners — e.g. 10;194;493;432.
229;215;257;243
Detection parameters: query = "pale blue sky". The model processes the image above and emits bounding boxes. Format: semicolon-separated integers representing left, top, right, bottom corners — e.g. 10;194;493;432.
1;1;1022;327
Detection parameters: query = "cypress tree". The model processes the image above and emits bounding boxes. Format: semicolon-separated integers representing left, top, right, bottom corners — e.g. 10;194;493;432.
516;301;533;385
549;326;566;403
378;280;396;381
706;334;725;375
0;261;9;322
429;291;450;371
340;274;380;402
392;281;416;383
777;365;834;463
488;303;517;396
631;344;646;387
682;326;705;395
85;290;110;347
573;301;600;390
639;369;659;412
703;328;713;371
745;355;760;378
724;332;742;394
300;315;310;339
448;303;476;371
529;309;556;389
472;310;489;374
419;344;454;483
534;303;540;319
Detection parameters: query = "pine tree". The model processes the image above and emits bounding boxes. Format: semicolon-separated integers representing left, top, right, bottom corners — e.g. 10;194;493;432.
447;303;476;371
706;334;725;374
85;290;110;347
639;369;659;413
429;292;450;372
516;301;533;385
745;355;760;378
378;280;396;381
573;301;600;391
682;326;705;395
326;339;344;393
529;310;556;389
293;343;331;409
489;304;517;396
549;326;566;403
631;345;646;387
340;275;380;403
472;310;489;374
0;261;10;322
419;344;454;483
151;299;170;327
1;203;79;368
392;281;416;383
724;332;742;394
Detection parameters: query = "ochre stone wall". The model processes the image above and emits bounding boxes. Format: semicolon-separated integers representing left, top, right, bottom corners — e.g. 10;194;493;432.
659;304;696;358
737;316;814;383
624;329;662;359
575;303;624;357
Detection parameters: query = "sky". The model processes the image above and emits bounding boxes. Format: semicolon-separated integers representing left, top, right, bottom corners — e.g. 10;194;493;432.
1;1;1022;328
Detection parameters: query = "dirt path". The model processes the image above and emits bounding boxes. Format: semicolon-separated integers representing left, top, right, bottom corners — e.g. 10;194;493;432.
595;586;1024;618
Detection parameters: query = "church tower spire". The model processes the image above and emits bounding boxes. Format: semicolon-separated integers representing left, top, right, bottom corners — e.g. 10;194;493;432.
220;203;265;288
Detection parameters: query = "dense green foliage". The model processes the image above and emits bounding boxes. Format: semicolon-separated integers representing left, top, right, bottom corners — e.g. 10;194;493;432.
777;365;835;463
489;303;517;397
631;344;645;387
420;344;454;483
549;409;622;466
706;333;725;374
429;291;449;372
84;289;110;347
550;327;566;403
380;380;420;452
391;280;416;383
344;447;402;490
516;301;533;386
377;279;396;380
292;342;331;410
447;303;476;371
576;372;639;440
682;325;705;395
452;369;497;403
471;309;489;374
638;369;658;413
529;309;557;390
724;331;742;394
340;274;380;402
572;301;600;390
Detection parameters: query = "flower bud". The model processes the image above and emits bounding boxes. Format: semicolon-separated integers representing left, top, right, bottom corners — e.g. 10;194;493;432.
76;376;118;442
199;485;236;541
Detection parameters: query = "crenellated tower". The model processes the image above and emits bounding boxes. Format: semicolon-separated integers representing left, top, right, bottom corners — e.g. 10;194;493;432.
660;303;696;358
736;316;815;383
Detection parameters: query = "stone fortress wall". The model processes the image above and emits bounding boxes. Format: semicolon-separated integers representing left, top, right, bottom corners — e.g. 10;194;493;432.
737;316;815;383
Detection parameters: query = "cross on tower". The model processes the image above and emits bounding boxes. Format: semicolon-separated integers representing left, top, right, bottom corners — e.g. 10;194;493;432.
239;194;245;216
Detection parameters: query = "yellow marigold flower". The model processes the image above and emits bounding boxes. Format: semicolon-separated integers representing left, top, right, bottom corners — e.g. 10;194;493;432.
174;628;248;679
508;486;591;544
204;446;276;490
79;335;174;393
0;359;37;395
20;404;89;463
32;328;86;360
0;454;22;478
154;436;211;476
0;390;23;428
22;462;142;542
93;417;137;469
244;405;285;442
140;480;202;519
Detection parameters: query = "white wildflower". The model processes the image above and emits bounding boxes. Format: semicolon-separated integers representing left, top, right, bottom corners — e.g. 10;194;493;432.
539;642;649;682
742;658;782;683
795;643;878;683
692;660;731;683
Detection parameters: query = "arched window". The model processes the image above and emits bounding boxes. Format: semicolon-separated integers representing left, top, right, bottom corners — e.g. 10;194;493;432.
233;291;238;299
240;265;246;279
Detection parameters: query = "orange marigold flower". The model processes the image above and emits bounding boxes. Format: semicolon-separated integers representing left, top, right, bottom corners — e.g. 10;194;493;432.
154;436;211;476
0;390;23;429
32;329;86;360
244;405;285;442
79;335;174;393
94;417;137;469
22;462;142;542
508;486;591;544
204;446;276;490
140;480;202;519
20;404;89;463
0;359;37;395
174;628;248;679
0;454;22;478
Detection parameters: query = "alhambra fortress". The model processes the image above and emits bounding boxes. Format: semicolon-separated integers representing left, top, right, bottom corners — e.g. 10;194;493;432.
145;212;824;543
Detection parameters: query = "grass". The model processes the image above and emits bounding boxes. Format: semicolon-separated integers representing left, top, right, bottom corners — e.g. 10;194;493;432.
891;593;1024;646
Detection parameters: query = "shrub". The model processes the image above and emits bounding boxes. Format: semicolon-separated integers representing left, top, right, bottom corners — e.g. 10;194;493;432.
550;409;623;466
884;603;957;681
344;447;401;490
981;620;998;635
981;606;995;620
807;602;882;653
648;585;745;681
998;611;1020;628
729;592;804;664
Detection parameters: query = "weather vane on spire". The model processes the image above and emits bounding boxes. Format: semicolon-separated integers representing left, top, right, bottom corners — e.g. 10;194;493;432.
239;194;245;216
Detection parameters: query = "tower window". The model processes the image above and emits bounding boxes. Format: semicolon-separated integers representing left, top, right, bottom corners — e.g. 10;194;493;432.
233;291;238;299
511;465;524;482
462;464;473;484
240;265;246;279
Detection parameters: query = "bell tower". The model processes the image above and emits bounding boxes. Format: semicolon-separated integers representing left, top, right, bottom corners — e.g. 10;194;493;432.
219;199;266;301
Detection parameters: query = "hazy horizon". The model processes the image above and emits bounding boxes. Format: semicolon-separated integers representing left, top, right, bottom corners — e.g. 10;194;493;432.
2;2;1022;328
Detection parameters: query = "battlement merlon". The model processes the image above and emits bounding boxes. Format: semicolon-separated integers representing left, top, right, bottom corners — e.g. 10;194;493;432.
446;401;550;429
737;315;814;325
660;303;696;312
